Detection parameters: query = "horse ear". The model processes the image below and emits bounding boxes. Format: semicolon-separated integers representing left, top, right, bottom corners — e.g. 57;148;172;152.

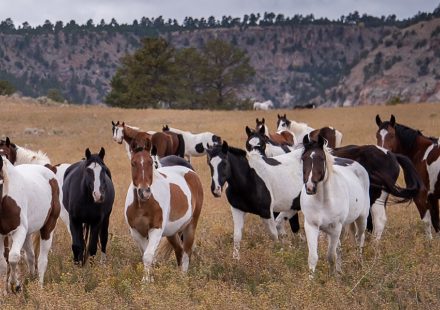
151;145;157;156
390;115;396;127
122;122;125;126
222;141;229;154
375;115;382;127
5;137;10;146
256;118;259;123
303;134;310;145
99;147;105;159
245;126;252;137
262;118;265;124
318;135;325;148
277;114;281;119
85;148;91;159
283;113;286;118
112;121;115;126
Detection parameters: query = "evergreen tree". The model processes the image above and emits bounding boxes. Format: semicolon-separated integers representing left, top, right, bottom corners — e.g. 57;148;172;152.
0;80;16;95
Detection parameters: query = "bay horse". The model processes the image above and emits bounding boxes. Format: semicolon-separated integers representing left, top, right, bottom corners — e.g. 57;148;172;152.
0;157;60;292
255;118;295;146
63;148;115;265
276;114;343;148
376;114;440;238
163;125;222;162
301;135;370;277
125;146;203;282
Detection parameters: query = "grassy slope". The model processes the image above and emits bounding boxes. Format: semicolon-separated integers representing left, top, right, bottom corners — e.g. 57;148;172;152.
0;98;440;309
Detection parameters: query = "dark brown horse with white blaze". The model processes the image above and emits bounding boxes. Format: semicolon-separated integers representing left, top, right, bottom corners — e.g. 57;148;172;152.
125;146;203;282
376;114;440;238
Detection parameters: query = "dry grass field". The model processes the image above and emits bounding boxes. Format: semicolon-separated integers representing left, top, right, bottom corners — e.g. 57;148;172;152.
0;97;440;309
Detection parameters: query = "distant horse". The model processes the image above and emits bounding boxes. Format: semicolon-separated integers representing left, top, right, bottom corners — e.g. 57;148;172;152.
255;118;295;146
246;126;293;157
125;146;203;282
163;125;221;162
301;135;370;277
376;114;440;239
63;148;115;265
253;100;274;110
0;157;60;292
112;121;184;160
276;114;343;148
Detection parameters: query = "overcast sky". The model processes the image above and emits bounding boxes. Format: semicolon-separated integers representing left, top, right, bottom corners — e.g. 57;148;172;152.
1;0;438;27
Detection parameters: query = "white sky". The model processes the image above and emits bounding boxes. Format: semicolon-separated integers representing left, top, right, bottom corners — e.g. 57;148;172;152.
0;0;438;27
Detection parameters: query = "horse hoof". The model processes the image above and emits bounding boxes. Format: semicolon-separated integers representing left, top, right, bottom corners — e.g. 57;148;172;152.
10;283;21;294
142;275;154;283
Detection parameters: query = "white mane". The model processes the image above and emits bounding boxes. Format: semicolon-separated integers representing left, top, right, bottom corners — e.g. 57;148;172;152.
16;146;51;165
1;157;10;197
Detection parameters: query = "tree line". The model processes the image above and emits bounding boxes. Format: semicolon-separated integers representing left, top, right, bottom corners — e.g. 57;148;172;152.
105;38;255;109
1;6;439;35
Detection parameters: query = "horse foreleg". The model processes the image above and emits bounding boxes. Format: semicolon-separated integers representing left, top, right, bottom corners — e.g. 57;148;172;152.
87;225;101;265
142;228;162;283
263;217;278;241
99;216;110;264
230;207;246;260
8;226;27;293
304;220;319;279
275;210;297;237
69;219;84;264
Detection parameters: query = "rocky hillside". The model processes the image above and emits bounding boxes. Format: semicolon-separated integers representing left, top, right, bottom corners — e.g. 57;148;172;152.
0;15;439;107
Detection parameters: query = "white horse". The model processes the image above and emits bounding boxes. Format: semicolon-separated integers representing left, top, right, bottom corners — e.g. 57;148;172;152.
0;157;60;293
276;114;343;148
300;135;370;278
163;125;221;162
253;100;274;110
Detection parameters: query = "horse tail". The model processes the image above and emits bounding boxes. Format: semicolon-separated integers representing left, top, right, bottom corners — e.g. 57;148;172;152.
176;134;185;158
374;153;423;202
82;224;91;265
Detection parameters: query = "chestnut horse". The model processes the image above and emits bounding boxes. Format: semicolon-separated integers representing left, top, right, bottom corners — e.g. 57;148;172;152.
376;114;440;238
125;146;203;282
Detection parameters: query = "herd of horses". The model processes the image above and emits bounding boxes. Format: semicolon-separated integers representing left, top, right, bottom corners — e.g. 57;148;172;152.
0;112;439;293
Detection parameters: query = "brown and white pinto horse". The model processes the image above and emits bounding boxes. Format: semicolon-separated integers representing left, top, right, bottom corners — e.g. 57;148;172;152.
376;114;440;238
255;118;295;146
111;121;185;159
125;146;203;282
276;114;343;148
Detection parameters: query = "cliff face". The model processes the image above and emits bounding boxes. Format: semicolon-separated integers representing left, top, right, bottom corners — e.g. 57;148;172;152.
0;18;439;107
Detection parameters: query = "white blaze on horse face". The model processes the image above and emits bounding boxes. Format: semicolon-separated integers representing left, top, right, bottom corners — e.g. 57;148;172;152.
210;156;222;196
88;163;103;202
379;129;388;148
248;137;261;148
113;127;124;143
305;151;315;193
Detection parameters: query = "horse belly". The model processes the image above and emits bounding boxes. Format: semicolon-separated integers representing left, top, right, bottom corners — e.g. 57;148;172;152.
162;210;192;236
26;185;53;233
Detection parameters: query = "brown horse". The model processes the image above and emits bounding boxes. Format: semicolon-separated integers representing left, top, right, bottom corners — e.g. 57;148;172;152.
111;121;185;159
376;114;439;238
125;146;203;282
255;118;295;146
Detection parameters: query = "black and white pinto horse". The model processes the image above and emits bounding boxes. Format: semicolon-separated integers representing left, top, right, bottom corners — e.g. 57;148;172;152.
246;126;293;157
163;125;221;162
301;135;370;277
63;148;115;265
206;140;303;259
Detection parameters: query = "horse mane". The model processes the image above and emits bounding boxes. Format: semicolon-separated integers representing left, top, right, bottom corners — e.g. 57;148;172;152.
0;158;10;197
324;144;335;176
227;146;247;157
16;146;51;165
394;123;424;153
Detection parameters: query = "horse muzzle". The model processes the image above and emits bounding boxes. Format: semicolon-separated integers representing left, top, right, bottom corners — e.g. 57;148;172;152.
137;187;152;201
93;191;104;203
305;182;317;195
211;185;222;198
113;137;123;144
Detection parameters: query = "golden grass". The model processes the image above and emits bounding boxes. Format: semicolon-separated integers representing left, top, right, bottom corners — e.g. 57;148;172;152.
1;97;440;309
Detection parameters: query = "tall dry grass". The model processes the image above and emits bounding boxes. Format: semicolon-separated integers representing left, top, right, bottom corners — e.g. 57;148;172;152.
0;98;440;309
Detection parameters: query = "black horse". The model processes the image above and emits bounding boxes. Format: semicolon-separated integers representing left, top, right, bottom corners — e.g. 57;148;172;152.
63;147;115;265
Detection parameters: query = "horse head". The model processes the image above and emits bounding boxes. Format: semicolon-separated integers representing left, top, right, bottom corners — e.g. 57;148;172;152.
206;141;230;197
112;121;125;144
375;114;399;152
84;147;109;203
276;114;291;132
302;135;328;195
245;126;267;155
0;137;18;164
130;146;156;201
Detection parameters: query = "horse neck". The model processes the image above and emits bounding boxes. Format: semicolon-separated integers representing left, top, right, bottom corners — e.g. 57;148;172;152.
404;135;435;162
225;152;254;189
123;126;140;141
16;146;51;165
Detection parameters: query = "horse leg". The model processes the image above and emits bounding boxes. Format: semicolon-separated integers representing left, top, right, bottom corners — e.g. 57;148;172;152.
428;194;440;235
70;219;84;264
327;223;342;276
142;228;162;283
304;220;320;279
166;234;183;267
22;234;36;277
275;210;297;237
262;213;279;242
370;190;388;241
230;207;246;260
99;215;110;264
0;235;7;296
414;190;432;239
37;233;54;286
87;225;101;265
8;226;27;293
59;203;71;239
